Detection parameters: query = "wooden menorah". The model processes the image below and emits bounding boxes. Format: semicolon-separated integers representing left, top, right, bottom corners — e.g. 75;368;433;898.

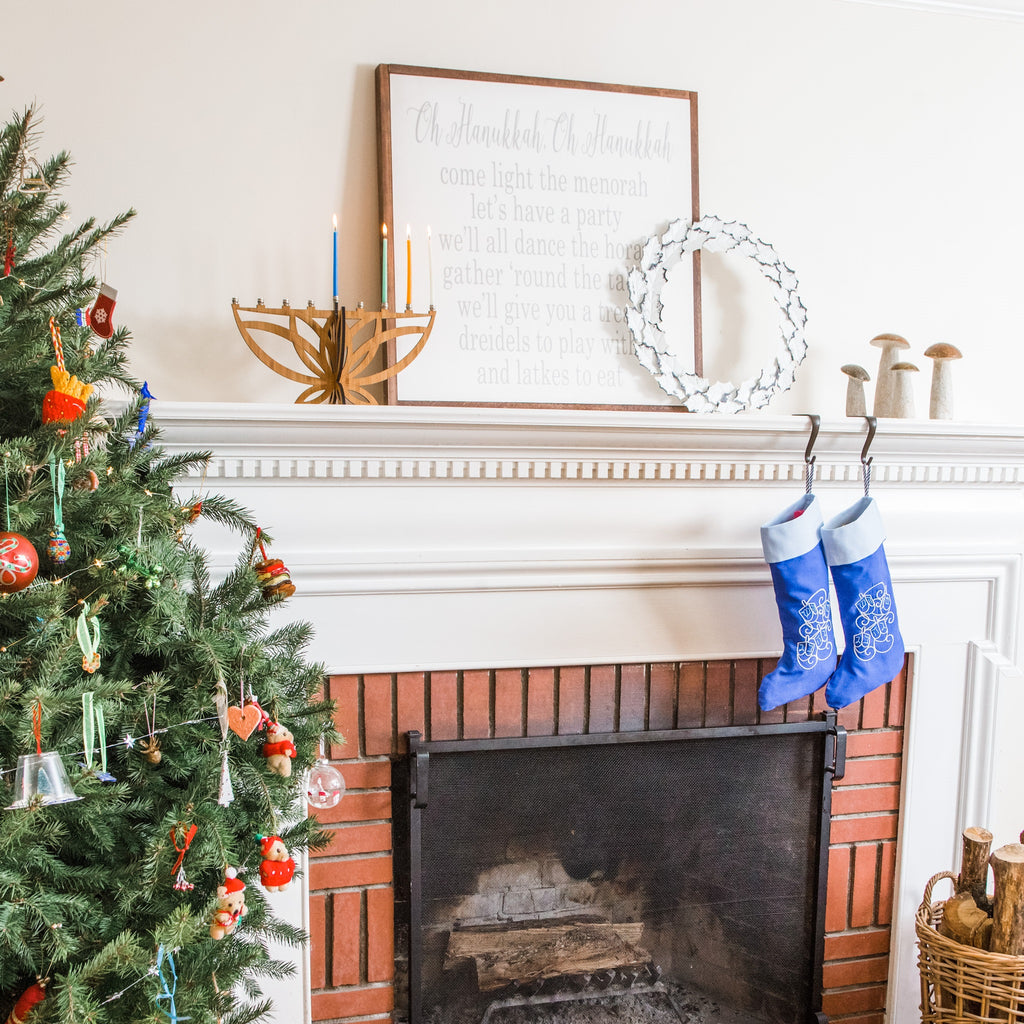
232;300;435;404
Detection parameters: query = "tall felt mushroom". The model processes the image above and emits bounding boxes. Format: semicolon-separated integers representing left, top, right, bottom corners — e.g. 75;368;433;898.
923;342;963;420
889;361;919;418
870;333;911;417
841;364;870;416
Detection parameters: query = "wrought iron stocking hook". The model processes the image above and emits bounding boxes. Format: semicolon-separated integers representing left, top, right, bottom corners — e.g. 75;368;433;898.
861;416;877;496
804;414;820;494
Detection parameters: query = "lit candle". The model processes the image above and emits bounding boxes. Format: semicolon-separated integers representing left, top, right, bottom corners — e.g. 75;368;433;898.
427;225;434;309
332;214;338;300
406;224;412;310
381;223;388;309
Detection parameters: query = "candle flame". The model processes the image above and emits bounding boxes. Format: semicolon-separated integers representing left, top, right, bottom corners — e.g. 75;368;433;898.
382;223;388;237
333;214;337;229
406;224;411;239
427;225;432;237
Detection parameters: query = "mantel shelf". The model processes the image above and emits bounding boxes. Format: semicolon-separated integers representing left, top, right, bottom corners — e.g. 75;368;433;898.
150;401;1024;488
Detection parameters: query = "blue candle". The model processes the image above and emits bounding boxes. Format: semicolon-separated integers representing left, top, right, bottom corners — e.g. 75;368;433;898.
332;214;338;299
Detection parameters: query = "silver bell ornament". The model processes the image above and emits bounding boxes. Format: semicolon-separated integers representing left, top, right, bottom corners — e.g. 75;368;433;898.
6;702;83;809
7;751;82;809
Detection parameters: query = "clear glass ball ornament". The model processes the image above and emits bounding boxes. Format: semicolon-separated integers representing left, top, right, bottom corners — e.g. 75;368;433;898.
305;758;345;810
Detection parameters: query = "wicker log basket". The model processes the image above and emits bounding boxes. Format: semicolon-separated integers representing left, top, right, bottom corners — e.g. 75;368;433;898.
917;871;1024;1023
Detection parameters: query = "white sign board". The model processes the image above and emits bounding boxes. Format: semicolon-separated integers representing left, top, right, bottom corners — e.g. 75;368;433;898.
377;66;700;407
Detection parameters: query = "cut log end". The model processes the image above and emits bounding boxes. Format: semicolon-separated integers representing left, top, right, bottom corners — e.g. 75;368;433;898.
989;843;1024;955
958;826;995;903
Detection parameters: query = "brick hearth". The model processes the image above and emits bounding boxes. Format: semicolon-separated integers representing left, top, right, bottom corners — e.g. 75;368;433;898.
309;658;909;1024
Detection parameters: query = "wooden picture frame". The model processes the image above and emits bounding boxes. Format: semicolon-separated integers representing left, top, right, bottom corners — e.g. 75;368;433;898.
376;64;701;408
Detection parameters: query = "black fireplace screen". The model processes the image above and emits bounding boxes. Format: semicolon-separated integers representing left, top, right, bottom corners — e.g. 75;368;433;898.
401;717;844;1024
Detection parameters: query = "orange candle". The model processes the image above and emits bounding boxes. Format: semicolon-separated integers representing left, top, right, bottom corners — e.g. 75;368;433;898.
406;225;412;309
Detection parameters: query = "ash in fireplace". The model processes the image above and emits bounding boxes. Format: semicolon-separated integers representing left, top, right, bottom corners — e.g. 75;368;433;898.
423;982;764;1024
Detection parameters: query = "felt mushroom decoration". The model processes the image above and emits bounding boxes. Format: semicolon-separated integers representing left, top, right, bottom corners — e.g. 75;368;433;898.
923;342;962;419
889;361;919;418
841;364;870;416
869;333;910;417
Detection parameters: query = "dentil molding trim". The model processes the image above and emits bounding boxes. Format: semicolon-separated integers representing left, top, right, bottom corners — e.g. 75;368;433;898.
152;402;1024;488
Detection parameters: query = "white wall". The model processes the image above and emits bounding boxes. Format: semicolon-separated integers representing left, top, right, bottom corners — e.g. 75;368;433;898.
5;0;1024;420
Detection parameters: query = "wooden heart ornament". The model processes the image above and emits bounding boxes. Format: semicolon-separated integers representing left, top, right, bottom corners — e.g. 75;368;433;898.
227;704;262;740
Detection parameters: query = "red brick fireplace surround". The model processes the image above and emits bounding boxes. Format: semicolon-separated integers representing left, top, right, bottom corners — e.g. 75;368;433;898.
160;405;1024;1024
309;658;909;1024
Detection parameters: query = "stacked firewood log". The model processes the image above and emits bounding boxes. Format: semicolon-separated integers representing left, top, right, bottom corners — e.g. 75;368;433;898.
939;826;1024;955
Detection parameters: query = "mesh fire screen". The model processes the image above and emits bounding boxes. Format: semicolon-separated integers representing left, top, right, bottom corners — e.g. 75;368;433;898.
403;721;840;1024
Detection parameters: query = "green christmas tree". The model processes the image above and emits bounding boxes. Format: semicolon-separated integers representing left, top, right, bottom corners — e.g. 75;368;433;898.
0;107;335;1024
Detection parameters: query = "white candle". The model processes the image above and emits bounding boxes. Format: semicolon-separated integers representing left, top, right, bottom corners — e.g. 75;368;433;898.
427;225;434;309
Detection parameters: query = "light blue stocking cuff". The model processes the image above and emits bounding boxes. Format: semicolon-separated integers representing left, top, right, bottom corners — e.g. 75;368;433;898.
760;494;823;563
821;496;885;566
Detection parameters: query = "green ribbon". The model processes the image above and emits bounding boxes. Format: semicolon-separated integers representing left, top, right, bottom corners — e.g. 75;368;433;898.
76;602;101;672
49;455;65;534
82;691;107;773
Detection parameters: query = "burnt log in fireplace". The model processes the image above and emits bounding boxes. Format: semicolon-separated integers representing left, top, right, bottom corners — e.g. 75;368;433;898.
398;716;846;1024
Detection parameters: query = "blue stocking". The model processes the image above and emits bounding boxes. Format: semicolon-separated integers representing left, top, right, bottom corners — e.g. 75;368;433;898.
822;496;904;709
758;494;837;711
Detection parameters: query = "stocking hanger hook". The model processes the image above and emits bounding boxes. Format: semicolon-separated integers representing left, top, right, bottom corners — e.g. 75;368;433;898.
861;416;877;496
803;414;820;494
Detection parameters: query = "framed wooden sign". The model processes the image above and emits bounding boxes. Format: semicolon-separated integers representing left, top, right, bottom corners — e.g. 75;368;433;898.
376;65;700;408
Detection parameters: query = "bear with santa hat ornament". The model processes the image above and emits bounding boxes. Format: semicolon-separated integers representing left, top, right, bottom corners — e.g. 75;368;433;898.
257;834;296;893
209;868;248;940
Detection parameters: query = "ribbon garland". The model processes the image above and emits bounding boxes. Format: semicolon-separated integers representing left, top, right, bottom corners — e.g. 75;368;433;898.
81;691;109;775
76;602;101;674
131;382;154;449
255;526;269;564
49;456;65;534
217;747;234;807
32;700;42;756
170;823;197;891
48;317;65;372
213;677;234;806
154;944;189;1024
214;678;229;741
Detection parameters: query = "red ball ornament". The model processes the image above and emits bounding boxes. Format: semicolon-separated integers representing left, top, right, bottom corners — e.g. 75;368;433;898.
0;532;39;594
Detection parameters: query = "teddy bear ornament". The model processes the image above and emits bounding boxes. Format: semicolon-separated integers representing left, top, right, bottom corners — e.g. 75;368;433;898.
258;834;296;892
261;721;296;778
209;867;247;940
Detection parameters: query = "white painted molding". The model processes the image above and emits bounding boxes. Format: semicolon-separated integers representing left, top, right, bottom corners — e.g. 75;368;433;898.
957;642;1005;839
839;0;1024;21
153;402;1024;488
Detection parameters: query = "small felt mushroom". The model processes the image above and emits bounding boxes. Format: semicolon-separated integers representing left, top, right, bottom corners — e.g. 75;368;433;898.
889;361;919;418
841;364;870;417
870;333;911;417
923;342;963;420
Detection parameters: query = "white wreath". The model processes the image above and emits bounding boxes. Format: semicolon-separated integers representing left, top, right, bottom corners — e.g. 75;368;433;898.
625;215;808;413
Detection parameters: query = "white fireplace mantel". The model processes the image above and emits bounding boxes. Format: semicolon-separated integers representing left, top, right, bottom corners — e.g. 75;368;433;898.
157;402;1024;1024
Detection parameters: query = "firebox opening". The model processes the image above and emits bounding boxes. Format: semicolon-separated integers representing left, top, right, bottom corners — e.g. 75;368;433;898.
396;720;841;1024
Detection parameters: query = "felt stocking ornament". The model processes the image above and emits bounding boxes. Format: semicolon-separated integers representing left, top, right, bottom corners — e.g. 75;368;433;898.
821;496;904;708
89;282;118;340
758;493;837;711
